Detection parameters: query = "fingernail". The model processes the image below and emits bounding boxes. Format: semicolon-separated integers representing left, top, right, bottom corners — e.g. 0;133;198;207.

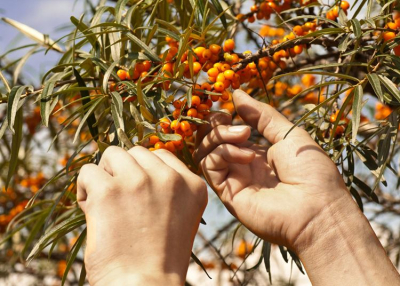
239;147;254;155
228;125;248;133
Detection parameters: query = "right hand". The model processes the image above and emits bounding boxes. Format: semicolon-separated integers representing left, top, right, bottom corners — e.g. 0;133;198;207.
194;89;355;254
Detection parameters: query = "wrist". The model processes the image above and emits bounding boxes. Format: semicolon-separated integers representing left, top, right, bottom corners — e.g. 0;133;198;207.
93;270;185;286
293;190;400;285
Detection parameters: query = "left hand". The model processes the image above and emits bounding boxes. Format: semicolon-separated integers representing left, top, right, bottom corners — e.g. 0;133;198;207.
77;146;207;286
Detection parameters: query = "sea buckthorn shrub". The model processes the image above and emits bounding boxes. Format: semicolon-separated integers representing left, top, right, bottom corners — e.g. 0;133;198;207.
1;0;400;284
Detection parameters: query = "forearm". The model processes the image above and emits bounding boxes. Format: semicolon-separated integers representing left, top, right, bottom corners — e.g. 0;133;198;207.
296;194;400;286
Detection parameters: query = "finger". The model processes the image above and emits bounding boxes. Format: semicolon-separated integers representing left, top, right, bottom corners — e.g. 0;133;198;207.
200;144;255;193
232;89;310;144
194;124;251;165
127;146;169;170
195;111;232;148
77;163;113;213
151;148;191;175
98;146;143;177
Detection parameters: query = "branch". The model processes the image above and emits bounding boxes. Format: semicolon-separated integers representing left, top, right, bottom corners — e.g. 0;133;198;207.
232;36;339;72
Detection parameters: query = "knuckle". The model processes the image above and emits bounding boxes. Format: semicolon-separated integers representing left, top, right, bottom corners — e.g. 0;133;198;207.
77;164;95;185
128;145;147;154
153;148;170;156
102;146;121;158
167;169;183;184
193;178;208;206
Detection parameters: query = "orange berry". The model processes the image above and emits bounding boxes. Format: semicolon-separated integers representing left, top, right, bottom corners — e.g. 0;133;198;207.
180;121;191;132
216;73;226;82
236;13;245;22
326;11;336;21
172;109;181;119
248;15;255;23
143;60;152;71
173;100;182;109
231;80;241;89
154;142;166;149
172;140;184;150
140;71;148;78
330;114;337;123
248;62;257;69
191;95;201;107
332;6;340;17
149;135;160;145
383;31;396;42
117;69;127;80
197;104;209;114
223;70;235;80
161;127;170;134
207;67;219;77
203;49;212;60
340;1;350;10
135;62;145;73
394;45;400;56
193;62;202;74
149;147;156;151
162;63;173;73
205;98;213;108
165;141;176;153
201;82;212;91
194;47;206;59
209;44;222;54
171;120;181;130
223;39;235;52
184;128;193;137
278;61;287;70
293;45;303;54
210;95;219;102
187;108;198;117
387;22;398;30
221;90;230;101
196;113;204;120
293;25;304;36
223;79;231;89
169;46;178;56
132;69;140;80
160;118;171;129
214;81;225;92
220;63;231;72
250;5;258;12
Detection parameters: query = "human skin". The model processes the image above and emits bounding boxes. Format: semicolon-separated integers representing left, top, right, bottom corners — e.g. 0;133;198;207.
194;89;400;285
77;146;207;286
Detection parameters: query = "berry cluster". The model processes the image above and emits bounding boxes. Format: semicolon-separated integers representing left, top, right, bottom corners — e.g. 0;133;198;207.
325;1;350;21
236;0;316;23
382;12;400;55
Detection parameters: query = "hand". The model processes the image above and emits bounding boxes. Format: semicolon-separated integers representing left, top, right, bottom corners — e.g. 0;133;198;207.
77;146;207;286
194;89;349;252
195;90;400;285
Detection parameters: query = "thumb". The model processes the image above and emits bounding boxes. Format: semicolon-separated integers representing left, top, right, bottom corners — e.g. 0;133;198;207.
232;89;306;144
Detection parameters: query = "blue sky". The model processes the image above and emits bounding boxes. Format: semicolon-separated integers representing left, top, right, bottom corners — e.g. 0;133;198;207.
0;0;87;84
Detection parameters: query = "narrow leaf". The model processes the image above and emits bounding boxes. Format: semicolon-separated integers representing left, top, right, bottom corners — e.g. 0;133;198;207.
1;17;63;52
351;85;363;144
5;109;23;189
